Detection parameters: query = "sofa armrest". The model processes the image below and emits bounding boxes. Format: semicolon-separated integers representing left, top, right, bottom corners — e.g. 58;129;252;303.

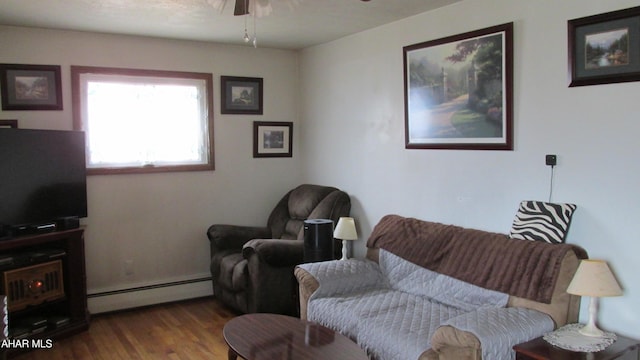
298;259;382;296
295;259;383;320
430;326;482;360
207;224;271;251
294;267;319;320
432;307;554;360
242;239;304;267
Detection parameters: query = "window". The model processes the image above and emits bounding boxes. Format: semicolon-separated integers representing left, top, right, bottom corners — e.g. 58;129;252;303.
71;66;214;175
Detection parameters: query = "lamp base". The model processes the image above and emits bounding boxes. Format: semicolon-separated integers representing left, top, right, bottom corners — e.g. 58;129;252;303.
578;323;605;337
579;296;605;337
340;239;348;260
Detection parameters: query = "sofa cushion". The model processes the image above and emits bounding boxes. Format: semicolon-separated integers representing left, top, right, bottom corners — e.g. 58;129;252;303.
309;288;467;359
440;307;553;360
510;201;576;244
309;289;401;339
357;294;466;360
380;250;508;312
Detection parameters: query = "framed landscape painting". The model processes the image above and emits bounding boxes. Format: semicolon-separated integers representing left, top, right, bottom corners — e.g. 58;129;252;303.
403;23;513;150
568;6;640;87
221;76;263;114
0;64;63;110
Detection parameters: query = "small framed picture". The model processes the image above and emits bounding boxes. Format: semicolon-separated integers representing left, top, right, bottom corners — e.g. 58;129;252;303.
0;64;63;110
0;120;18;128
221;76;263;114
253;121;292;158
568;6;640;87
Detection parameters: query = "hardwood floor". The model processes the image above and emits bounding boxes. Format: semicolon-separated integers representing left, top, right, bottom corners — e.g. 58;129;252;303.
12;297;239;360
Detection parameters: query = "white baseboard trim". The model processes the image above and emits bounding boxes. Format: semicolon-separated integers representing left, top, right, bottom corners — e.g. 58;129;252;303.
88;275;213;314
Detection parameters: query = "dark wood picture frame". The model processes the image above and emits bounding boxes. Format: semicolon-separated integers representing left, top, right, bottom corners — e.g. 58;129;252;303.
253;121;292;158
0;64;63;110
568;6;640;87
221;76;263;114
0;120;18;128
403;22;513;150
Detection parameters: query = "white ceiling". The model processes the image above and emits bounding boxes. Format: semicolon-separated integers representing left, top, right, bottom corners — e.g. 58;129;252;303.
0;0;460;49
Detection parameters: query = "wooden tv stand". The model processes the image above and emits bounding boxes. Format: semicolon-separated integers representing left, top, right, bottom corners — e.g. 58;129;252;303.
0;228;89;357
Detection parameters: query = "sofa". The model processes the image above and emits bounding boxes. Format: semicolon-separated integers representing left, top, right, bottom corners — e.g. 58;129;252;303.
295;215;588;360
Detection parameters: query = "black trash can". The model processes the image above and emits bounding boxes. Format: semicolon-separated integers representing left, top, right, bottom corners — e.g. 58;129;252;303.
303;219;334;263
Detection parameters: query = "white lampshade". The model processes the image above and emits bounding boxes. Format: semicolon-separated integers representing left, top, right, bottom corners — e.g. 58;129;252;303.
566;259;622;337
334;217;358;240
334;217;358;261
567;260;622;297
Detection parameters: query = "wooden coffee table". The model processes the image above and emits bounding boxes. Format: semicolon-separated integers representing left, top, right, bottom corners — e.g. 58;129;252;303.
223;313;368;360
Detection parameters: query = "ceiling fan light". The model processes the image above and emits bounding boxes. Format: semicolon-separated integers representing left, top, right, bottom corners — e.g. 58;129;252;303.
254;0;273;18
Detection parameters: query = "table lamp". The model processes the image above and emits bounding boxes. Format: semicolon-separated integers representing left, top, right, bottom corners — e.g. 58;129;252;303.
334;217;358;260
566;259;623;337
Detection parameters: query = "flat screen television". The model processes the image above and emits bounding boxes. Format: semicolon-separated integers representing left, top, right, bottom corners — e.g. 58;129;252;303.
0;128;88;238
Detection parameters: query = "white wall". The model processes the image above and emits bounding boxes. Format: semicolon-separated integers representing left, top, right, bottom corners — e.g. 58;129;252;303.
2;0;639;338
0;26;302;311
299;0;640;338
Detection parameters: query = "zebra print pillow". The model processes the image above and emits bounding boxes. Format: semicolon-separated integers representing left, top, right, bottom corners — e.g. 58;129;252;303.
510;201;577;244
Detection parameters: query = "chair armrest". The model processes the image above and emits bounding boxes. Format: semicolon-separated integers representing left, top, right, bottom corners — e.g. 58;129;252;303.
207;224;271;251
432;307;554;360
242;239;304;267
239;239;303;314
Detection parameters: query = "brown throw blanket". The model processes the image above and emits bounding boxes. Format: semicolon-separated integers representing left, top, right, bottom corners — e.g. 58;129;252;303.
367;215;587;304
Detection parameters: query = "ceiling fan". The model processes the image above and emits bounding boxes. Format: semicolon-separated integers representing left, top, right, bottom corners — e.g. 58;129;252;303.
206;0;371;47
206;0;277;17
208;0;370;17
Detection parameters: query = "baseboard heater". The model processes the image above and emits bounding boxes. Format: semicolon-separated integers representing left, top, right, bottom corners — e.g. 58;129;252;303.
87;275;213;314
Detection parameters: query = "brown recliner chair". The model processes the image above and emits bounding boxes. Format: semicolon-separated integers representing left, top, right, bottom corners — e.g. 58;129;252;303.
207;184;351;315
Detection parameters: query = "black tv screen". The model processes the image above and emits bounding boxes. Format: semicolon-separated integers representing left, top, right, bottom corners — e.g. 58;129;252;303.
0;129;88;234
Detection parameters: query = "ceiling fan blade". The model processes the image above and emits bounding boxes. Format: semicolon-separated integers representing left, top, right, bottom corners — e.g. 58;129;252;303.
207;0;228;12
234;0;249;16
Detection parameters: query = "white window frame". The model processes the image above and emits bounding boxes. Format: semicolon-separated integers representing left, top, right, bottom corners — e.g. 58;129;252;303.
71;66;214;175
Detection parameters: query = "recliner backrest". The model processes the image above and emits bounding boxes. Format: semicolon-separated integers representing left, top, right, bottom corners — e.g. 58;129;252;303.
267;184;351;240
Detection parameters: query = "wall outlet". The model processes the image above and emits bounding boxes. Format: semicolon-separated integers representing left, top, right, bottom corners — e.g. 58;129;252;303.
545;154;557;166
